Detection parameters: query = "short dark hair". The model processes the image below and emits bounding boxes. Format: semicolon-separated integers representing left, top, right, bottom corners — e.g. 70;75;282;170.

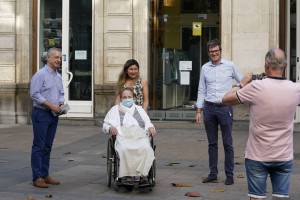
207;39;222;52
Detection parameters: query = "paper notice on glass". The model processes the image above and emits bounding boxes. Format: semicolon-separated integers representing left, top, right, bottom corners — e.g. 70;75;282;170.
75;50;87;60
180;71;190;85
52;104;70;116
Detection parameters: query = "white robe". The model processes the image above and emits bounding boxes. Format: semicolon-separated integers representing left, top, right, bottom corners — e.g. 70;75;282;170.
103;104;155;177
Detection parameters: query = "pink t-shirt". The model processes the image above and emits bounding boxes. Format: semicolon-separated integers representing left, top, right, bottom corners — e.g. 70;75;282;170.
237;77;300;162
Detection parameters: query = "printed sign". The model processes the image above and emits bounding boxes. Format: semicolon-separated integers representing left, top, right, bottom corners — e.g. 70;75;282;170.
192;22;202;36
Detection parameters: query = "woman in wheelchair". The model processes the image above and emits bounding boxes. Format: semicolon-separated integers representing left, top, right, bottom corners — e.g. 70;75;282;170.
103;88;156;187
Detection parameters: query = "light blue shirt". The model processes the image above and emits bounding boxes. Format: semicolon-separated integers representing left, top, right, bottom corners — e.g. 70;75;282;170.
196;59;243;109
30;65;64;109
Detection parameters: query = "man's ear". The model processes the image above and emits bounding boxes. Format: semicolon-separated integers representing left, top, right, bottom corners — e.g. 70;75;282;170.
283;63;287;70
264;61;269;69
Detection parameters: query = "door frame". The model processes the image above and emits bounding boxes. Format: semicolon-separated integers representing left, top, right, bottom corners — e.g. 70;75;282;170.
35;0;94;118
286;0;299;122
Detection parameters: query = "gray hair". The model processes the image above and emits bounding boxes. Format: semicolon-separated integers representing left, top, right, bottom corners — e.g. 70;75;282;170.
47;47;61;57
265;48;287;70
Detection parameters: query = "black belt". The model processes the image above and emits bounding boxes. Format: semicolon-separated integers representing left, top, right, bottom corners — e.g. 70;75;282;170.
34;107;52;112
205;101;226;107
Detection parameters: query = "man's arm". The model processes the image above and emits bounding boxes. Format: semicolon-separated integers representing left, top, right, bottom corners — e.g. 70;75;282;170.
222;73;253;106
222;87;240;106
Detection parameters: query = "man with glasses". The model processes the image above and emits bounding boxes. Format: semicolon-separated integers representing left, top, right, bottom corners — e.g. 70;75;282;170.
196;39;243;185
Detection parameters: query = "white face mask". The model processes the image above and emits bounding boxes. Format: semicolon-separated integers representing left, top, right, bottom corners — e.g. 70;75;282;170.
121;98;134;107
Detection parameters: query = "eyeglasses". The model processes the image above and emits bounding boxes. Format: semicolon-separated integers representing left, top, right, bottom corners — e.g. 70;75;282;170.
209;50;221;54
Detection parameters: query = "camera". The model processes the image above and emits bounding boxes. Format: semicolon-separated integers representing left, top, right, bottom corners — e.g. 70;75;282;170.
252;74;263;80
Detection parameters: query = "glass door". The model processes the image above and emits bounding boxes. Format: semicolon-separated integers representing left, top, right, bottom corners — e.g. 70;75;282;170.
149;0;219;111
287;0;299;122
38;0;93;117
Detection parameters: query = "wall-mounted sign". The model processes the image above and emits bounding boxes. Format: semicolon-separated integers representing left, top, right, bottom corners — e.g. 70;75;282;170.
192;22;202;36
179;61;192;71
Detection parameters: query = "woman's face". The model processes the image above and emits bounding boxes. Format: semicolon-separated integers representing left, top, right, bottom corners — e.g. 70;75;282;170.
126;64;139;79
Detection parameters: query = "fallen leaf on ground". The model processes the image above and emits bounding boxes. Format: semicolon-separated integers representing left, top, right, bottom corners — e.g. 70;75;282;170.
185;191;201;197
171;183;193;187
27;196;36;200
210;189;225;192
188;164;196;167
237;174;244;178
165;162;180;166
68;159;74;162
64;151;71;154
45;194;53;198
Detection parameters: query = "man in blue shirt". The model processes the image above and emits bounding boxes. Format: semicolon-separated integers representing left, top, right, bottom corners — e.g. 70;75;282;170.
196;39;243;185
30;47;64;188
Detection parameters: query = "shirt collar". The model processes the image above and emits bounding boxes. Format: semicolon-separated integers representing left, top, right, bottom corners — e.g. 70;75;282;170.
45;65;57;74
209;58;225;67
266;76;286;80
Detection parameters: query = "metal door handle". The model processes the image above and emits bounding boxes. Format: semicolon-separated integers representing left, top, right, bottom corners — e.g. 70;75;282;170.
66;70;73;88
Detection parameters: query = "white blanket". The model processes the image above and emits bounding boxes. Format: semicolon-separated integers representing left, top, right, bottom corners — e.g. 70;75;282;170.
115;126;155;177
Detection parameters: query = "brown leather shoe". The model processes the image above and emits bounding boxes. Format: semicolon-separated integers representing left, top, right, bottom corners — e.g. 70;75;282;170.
44;176;60;185
202;174;217;183
33;177;48;188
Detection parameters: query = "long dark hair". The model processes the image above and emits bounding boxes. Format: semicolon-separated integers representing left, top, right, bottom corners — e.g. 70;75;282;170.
115;59;140;95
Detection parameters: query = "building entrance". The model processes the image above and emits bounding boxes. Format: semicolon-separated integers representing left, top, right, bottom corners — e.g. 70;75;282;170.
37;0;93;117
149;0;220;120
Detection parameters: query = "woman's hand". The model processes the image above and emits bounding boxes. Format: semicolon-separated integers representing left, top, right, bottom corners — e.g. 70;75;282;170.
148;127;157;137
109;126;118;136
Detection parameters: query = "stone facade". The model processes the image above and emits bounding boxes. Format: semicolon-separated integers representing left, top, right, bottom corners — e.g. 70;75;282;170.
0;0;32;124
0;0;281;124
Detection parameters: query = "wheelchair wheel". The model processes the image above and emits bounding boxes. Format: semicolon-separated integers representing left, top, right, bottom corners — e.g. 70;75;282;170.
107;138;113;187
148;159;156;191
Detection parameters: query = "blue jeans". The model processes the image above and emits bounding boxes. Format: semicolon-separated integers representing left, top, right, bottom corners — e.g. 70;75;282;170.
245;158;293;198
31;108;58;181
203;104;234;177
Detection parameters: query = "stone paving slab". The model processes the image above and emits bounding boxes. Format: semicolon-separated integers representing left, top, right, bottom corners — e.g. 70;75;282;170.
0;124;300;199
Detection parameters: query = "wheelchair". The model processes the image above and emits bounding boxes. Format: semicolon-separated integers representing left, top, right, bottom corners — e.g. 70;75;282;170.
106;135;156;191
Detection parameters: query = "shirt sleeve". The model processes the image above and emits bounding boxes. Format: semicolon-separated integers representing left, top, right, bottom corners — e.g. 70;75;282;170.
58;74;65;103
196;67;206;109
30;72;46;105
236;82;256;104
232;63;243;83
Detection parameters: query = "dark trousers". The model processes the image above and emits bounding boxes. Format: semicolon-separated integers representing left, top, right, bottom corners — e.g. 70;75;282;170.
31;108;58;181
203;104;234;177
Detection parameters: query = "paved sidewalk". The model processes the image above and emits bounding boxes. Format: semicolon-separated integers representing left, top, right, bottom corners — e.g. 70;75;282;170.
0;122;300;200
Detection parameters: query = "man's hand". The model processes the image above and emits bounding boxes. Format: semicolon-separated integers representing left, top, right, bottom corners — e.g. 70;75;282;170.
50;105;61;113
196;112;202;124
240;73;253;88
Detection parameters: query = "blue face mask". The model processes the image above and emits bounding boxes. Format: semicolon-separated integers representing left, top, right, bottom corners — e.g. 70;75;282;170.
121;98;134;107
